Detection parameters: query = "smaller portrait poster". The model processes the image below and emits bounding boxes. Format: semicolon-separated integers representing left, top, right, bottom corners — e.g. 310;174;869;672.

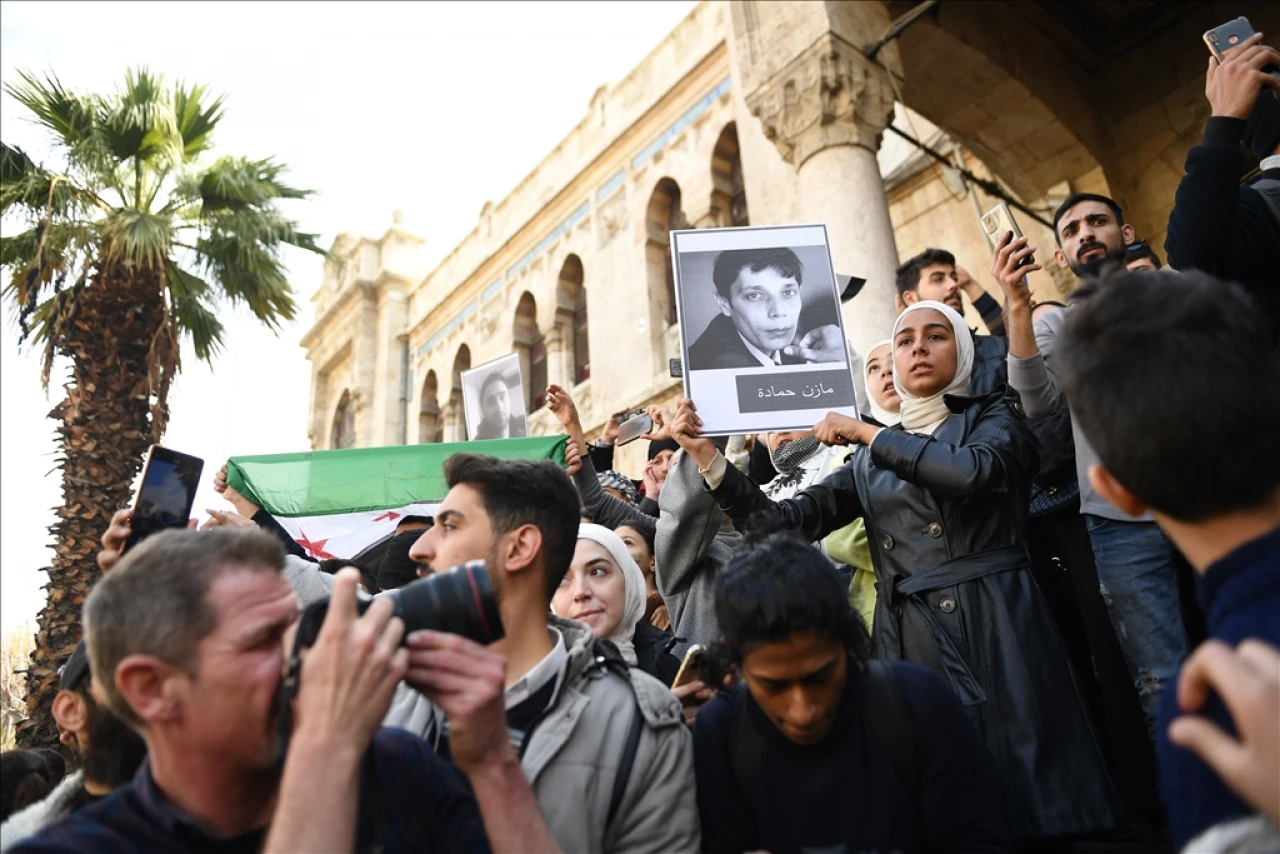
673;224;859;436
462;352;528;441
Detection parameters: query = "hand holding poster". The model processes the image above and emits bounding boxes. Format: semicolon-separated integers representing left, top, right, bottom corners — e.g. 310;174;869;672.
674;224;859;435
462;352;528;441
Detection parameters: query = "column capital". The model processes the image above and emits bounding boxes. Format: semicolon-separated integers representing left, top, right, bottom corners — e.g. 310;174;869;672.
746;32;895;169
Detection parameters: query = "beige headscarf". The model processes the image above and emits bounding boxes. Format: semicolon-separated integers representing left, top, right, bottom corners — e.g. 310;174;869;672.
555;523;647;665
891;301;975;435
865;339;901;428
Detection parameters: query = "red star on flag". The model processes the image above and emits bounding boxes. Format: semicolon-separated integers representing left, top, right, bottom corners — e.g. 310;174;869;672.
296;534;336;560
373;511;402;523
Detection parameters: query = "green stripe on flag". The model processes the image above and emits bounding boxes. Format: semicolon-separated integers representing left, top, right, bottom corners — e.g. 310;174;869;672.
226;436;569;517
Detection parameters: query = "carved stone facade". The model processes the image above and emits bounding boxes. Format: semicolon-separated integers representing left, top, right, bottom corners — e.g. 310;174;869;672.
301;0;1279;479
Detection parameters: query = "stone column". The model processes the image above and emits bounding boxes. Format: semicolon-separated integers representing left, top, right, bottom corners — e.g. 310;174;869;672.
741;28;900;356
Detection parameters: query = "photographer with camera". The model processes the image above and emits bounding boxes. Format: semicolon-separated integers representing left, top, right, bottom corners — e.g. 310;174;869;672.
18;527;541;853
390;453;698;854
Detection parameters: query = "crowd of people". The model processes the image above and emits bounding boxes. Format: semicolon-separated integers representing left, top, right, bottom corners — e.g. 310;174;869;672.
2;30;1279;854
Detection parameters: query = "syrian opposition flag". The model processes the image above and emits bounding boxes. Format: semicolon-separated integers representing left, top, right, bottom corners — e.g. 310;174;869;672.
226;436;568;562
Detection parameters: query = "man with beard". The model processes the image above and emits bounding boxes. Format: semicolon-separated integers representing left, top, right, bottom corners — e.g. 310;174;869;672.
0;642;147;851
472;372;526;440
989;192;1190;739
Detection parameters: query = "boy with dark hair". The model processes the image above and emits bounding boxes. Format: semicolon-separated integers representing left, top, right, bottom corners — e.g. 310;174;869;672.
693;528;1010;853
394;453;699;853
687;247;843;370
1054;268;1280;849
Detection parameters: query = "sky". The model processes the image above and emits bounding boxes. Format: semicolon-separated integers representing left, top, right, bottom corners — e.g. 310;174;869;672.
0;0;700;637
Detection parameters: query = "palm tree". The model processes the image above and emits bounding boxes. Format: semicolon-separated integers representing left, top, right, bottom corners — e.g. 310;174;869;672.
0;68;326;747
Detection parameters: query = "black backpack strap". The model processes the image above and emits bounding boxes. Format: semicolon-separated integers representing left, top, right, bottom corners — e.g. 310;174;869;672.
728;687;765;811
607;697;644;831
863;660;920;799
588;638;646;843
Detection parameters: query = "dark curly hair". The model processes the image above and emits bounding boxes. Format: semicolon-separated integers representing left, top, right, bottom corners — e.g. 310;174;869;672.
703;521;871;686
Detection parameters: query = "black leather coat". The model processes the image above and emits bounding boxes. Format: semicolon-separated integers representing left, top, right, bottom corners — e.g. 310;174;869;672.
709;390;1119;840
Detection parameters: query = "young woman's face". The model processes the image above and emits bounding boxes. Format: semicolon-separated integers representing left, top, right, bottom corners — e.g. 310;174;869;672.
741;633;847;746
893;308;958;398
865;343;900;414
615;525;654;579
552;539;626;639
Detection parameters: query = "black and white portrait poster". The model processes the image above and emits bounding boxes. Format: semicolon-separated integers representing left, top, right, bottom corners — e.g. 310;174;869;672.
673;224;859;436
462;353;528;441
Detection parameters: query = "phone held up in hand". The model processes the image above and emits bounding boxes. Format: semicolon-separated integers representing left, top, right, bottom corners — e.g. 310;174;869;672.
981;201;1035;268
124;445;204;554
1203;17;1280;83
672;644;708;689
617;412;654;446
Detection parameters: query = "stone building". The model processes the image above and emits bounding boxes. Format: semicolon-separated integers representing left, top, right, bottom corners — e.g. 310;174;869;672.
301;0;1276;477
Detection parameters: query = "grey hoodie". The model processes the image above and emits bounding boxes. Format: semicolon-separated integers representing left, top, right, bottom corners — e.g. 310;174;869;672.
0;771;85;852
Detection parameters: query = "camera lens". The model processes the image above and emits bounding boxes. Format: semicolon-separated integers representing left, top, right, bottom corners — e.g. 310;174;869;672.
385;560;504;645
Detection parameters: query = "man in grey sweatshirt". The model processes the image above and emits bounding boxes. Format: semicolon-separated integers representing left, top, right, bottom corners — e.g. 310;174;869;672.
991;191;1190;734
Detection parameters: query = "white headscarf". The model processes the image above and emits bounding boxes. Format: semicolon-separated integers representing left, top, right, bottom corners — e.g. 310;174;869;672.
865;339;901;428
891;300;975;435
560;523;647;665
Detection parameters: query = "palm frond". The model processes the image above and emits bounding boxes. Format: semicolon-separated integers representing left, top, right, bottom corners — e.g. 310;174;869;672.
0;145;100;219
164;261;224;360
101;209;171;268
195;156;310;213
2;71;96;148
195;230;296;327
171;83;224;162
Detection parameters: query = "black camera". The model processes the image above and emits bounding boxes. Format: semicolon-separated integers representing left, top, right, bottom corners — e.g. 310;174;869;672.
275;560;503;760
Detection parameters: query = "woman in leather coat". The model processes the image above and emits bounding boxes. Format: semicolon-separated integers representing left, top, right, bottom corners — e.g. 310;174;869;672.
671;301;1118;842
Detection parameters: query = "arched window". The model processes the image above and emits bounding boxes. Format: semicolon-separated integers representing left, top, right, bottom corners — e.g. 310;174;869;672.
711;122;750;227
419;370;441;444
645;178;687;328
557;255;589;385
513;292;545;411
331;390;355;449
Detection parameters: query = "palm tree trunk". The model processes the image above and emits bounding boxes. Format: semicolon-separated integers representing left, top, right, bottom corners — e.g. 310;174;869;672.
16;262;169;748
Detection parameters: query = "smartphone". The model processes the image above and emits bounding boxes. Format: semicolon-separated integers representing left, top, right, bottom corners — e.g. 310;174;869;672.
123;446;204;553
617;413;653;446
980;201;1035;267
1204;17;1280;82
668;358;683;378
672;644;707;689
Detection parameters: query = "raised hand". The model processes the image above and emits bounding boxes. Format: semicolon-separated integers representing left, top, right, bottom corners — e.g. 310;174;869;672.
671;398;717;469
642;405;674;441
545;384;581;432
601;409;624;445
783;324;844;363
1207;33;1280;119
990;231;1040;307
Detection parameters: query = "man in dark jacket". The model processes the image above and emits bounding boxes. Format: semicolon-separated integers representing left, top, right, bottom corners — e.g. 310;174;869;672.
1165;32;1280;328
1054;267;1280;849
